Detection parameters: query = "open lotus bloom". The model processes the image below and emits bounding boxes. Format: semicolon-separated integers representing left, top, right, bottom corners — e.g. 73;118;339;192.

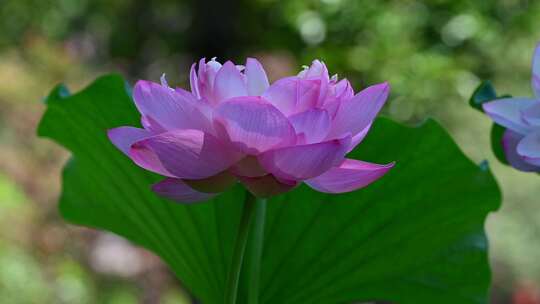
108;58;394;203
483;44;540;172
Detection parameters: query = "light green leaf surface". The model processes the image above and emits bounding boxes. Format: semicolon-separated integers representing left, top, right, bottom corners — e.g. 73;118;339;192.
38;75;500;303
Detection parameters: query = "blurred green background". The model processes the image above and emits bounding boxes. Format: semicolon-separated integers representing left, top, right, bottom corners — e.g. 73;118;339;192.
1;0;540;303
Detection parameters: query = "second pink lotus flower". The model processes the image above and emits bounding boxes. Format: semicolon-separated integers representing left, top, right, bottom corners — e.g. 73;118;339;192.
108;58;394;202
483;44;540;172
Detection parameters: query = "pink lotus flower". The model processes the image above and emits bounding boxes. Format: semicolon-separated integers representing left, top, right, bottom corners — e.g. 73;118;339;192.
483;44;540;172
108;58;394;203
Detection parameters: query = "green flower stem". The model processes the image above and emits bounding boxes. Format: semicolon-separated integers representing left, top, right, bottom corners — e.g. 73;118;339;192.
247;197;266;304
225;191;266;304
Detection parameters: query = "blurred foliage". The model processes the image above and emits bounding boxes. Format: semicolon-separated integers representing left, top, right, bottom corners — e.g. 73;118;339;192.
1;0;540;303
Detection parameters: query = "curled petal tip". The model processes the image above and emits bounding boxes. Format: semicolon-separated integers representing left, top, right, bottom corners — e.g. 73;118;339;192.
160;73;169;87
305;159;394;194
222;60;235;67
379;81;391;91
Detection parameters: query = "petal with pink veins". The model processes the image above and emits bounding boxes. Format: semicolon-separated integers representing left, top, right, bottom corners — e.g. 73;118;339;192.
133;80;211;132
305;159;394;193
152;178;216;203
501;130;540;171
516;130;540;166
213;61;248;102
288;108;331;144
258;135;351;181
214;96;296;154
245;58;270;96
328;82;390;139
174;87;214;132
130;129;242;179
482;98;537;135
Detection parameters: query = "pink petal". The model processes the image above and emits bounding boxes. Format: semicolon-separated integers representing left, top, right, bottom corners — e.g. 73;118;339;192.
141;115;167;134
174;87;214;132
522;102;540;127
190;62;201;99
213;61;248;102
347;122;373;153
305;159;394;193
213;96;296;154
258;135;351;181
299;60;329;81
127;140;176;178
322;99;341;118
245;58;270;96
328;82;390;139
516;130;540;166
296;79;322;112
196;58;212;101
334;78;354;100
261;77;321;116
107;126;150;155
502;130;540;171
206;58;223;72
482;98;537;135
261;77;299;115
196;58;223;103
288;108;331;144
532;43;540;98
152;178;216;203
298;60;329;106
133;81;211;132
130;129;242;179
